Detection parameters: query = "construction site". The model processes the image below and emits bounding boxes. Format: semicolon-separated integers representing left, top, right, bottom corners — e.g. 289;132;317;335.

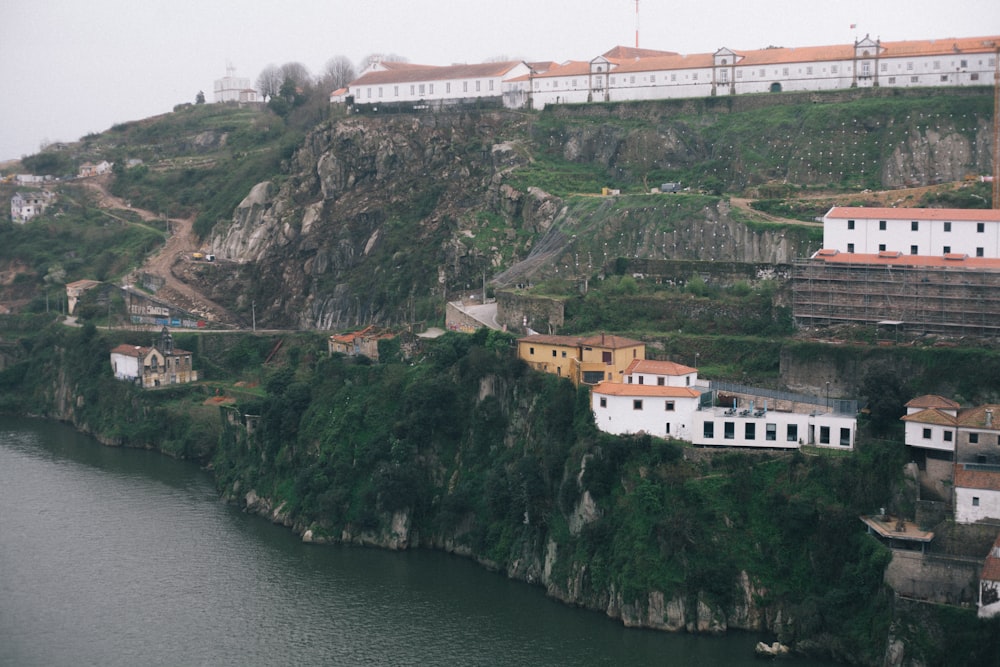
792;253;1000;337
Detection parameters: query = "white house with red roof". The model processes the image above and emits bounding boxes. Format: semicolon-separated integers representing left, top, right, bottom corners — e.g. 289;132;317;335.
110;328;198;388
954;464;1000;525
591;360;856;449
979;533;1000;618
823;207;1000;259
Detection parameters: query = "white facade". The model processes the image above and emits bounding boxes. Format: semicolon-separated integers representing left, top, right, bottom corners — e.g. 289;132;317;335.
691;405;856;450
214;65;258;103
902;414;956;453
110;347;143;381
347;61;532;110
954;486;1000;524
823;207;1000;258
592;384;703;441
10;191;53;223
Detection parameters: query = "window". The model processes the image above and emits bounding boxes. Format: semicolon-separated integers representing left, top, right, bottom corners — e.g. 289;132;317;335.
552;350;557;357
847;220;855;230
599;397;607;408
603;351;612;365
787;424;798;442
419;84;425;95
582;371;604;385
940;75;949;82
888;77;896;84
840;428;851;446
971;73;979;81
394;85;399;96
724;422;735;439
977;248;985;257
820;426;830;445
665;423;671;434
879;220;887;230
446;83;450;93
378;87;383;97
944;431;953;442
671;74;677;82
807;66;814;75
766;423;777;441
879;244;886;251
911;221;919;231
943;246;951;254
704;422;715;438
692;72;698;80
907;62;913;71
529;347;535;355
910;245;918;255
977;223;985;233
911;76;919;83
831;65;838;74
933;60;941;70
633;400;644;410
782;67;789;76
561;351;567;358
847;243;855;253
745;423;756;440
923;428;932;439
429;84;435;94
970;433;979;444
665;401;675;412
657;377;665;386
476;81;481;92
638;376;644;385
410;85;415;95
944;222;951;232
973;497;980;507
880;63;887;72
463;81;468;92
685;377;691;386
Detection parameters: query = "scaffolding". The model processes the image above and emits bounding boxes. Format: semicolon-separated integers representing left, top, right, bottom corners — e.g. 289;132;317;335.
792;258;1000;336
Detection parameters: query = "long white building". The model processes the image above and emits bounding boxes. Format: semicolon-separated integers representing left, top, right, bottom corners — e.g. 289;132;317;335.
336;35;999;111
591;359;856;450
823;207;1000;259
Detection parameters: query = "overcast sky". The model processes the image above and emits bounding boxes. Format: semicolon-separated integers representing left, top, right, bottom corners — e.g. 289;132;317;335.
2;0;998;162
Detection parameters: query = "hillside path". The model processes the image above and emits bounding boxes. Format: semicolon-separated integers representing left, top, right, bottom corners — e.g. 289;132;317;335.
79;176;240;325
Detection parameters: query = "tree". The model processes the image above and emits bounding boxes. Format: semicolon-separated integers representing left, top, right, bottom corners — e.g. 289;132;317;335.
279;62;312;90
321;55;356;91
256;64;283;100
195;90;205;104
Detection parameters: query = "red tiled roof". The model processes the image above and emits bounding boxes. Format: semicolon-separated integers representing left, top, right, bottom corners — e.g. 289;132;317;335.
519;334;584;346
579;333;644;349
602;45;679;60
826;207;1000;223
983;533;1000;582
809;251;1000;270
625;359;696;376
593;382;701;398
954;465;1000;492
110;344;150;359
900;408;957;426
350;61;524;87
906;395;960;410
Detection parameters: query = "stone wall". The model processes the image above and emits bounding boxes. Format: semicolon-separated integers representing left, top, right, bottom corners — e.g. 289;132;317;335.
884;550;980;605
495;291;565;334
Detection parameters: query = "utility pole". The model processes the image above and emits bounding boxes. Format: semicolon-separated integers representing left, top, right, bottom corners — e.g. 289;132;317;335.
252;300;256;332
635;0;640;48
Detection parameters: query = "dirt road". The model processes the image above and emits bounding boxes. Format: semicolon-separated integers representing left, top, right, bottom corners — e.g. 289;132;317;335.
80;176;239;325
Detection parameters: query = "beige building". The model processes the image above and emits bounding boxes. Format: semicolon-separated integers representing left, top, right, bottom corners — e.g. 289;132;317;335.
110;328;198;388
517;333;644;386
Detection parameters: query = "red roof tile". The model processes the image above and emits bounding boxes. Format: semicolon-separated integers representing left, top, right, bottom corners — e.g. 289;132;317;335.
956;405;1000;430
906;395;961;410
826;207;1000;223
593;382;701;398
625;359;696;376
954;465;1000;492
900;408;957;426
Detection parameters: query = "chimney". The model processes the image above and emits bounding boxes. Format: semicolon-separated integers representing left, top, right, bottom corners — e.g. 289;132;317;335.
987;409;994;429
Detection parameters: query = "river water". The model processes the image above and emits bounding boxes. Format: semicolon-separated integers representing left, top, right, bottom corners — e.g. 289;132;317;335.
0;417;833;666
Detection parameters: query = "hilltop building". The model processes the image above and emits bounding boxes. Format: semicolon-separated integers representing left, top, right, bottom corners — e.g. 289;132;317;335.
10;191;54;223
822;207;1000;258
516;333;644;386
110;327;198;388
328;325;395;361
78;161;113;178
334;35;998;111
214;64;258;104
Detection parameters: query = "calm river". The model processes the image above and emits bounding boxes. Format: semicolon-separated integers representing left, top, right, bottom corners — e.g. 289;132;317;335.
0;417;833;666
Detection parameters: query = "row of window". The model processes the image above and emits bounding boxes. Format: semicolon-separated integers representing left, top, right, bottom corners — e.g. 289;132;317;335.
364;80;493;98
596;396;677;411
922;427;1000;445
847;220;987;232
846;243;987;257
703;421;851;446
627;375;691;386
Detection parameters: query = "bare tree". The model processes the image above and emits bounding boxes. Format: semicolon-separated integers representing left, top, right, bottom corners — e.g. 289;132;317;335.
280;62;312;89
321;55;357;90
257;64;283;100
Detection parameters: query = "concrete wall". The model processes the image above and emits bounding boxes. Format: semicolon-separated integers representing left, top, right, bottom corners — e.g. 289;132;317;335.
884;549;980;605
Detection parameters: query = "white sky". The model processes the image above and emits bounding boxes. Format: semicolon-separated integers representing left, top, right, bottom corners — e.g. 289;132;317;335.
1;0;998;162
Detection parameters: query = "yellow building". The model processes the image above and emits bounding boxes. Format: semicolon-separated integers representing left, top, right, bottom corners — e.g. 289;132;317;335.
517;333;644;386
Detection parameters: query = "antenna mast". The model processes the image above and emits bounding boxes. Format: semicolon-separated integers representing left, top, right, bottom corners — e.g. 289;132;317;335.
635;0;640;48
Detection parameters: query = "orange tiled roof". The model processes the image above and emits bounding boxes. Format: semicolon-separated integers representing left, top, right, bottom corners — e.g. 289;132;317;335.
826;207;1000;222
956;405;1000;430
954;465;1000;492
579;333;644;349
809;251;1000;270
906;395;961;410
110;343;191;357
625;359;696;376
900;408;957;426
602;45;679;61
519;334;584;346
593;382;702;398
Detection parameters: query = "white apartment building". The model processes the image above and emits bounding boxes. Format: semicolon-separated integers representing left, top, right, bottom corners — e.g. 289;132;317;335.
342;61;532;109
10;191;54;223
823;207;1000;258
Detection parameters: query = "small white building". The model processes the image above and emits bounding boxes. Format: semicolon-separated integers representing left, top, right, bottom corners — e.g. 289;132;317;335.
691;403;855;450
214;64;258;103
78;161;113;178
953;464;1000;525
10;191;54;223
823;207;1000;259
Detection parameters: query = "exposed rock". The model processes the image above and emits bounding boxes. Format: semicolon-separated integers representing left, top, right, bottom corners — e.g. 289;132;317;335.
755;641;790;658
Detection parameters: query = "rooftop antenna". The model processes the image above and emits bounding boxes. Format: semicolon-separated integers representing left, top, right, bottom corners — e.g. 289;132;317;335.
226;60;236;79
634;0;640;48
